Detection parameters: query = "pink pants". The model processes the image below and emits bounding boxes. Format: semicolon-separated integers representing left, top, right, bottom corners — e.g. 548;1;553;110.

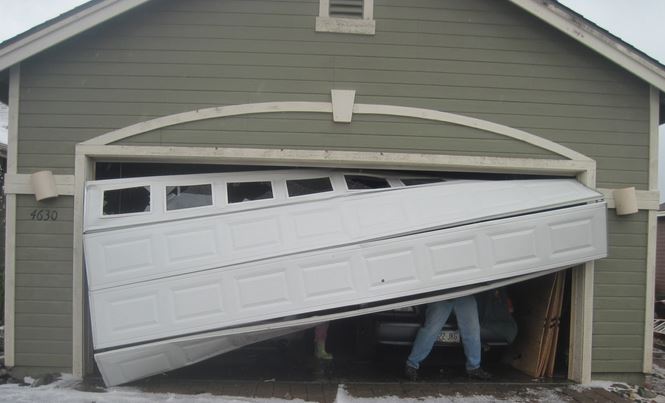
314;323;329;343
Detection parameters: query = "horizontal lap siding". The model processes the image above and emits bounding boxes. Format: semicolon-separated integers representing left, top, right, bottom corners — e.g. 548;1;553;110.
14;0;650;374
593;212;648;373
18;0;649;184
13;195;73;370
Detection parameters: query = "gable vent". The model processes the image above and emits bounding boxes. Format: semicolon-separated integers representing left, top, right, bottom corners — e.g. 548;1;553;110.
330;0;364;18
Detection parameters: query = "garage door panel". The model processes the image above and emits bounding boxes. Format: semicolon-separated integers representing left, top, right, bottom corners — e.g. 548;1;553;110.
89;203;606;349
84;175;602;291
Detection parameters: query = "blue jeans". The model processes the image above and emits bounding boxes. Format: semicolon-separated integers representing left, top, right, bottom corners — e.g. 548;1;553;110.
406;295;481;371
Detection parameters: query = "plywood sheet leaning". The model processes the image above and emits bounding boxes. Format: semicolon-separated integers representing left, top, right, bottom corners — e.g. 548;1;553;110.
539;271;565;377
505;273;556;377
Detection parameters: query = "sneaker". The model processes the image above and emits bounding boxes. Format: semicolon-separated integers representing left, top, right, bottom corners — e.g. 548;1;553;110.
466;367;492;380
404;364;418;381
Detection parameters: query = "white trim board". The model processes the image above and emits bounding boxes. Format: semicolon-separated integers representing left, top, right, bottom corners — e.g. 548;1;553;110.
81;98;591;162
77;143;594;175
643;86;660;373
3;65;19;367
4;173;75;196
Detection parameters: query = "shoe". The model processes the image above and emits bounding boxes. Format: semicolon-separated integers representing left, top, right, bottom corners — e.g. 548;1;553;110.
466;367;492;380
404;364;418;381
314;341;333;360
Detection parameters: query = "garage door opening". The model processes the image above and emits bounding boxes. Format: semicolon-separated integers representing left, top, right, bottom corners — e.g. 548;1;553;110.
83;162;604;386
89;271;574;384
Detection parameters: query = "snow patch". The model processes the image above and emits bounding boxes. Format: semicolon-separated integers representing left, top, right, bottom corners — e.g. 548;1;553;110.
334;384;567;403
0;374;314;403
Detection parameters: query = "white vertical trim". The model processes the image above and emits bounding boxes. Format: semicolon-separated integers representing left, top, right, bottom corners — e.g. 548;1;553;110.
566;170;595;384
3;195;16;367
319;0;329;18
644;86;660;373
645;210;657;373
363;0;374;20
72;154;92;377
570;262;594;384
4;65;20;367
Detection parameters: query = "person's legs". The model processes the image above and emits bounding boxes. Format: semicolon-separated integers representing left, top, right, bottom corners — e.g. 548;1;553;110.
453;295;481;371
314;323;332;360
406;300;453;369
314;323;329;343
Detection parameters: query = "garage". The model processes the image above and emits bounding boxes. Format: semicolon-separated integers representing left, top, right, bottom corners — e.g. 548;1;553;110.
1;0;662;387
82;160;603;385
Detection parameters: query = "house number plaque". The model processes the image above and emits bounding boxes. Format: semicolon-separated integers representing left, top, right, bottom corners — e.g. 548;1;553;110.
30;209;58;221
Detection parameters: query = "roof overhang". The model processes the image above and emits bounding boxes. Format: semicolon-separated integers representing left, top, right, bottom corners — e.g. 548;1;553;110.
0;0;151;74
508;0;665;93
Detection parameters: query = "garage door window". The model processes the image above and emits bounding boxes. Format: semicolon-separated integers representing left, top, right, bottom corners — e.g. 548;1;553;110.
345;175;390;190
103;186;151;215
401;178;446;186
166;184;213;211
227;181;273;203
287;177;333;197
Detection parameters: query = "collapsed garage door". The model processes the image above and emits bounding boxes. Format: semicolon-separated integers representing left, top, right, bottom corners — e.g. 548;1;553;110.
82;164;607;386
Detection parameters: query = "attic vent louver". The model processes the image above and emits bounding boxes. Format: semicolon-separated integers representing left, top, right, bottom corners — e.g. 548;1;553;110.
330;0;363;18
316;0;375;35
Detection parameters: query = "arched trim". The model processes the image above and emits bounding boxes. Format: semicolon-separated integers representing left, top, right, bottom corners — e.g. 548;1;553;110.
81;101;592;162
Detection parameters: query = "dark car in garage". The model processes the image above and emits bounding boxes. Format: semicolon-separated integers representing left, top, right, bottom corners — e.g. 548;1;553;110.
356;288;518;357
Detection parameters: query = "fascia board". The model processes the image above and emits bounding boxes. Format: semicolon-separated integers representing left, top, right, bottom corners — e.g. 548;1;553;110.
0;0;152;72
508;0;665;93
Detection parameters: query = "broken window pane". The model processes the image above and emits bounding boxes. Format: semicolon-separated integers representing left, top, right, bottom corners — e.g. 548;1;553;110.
286;177;333;197
227;181;273;203
166;184;213;211
345;175;390;190
401;178;446;186
103;186;151;215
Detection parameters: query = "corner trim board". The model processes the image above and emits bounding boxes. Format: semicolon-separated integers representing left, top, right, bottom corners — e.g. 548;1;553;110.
4;65;19;367
643;86;660;373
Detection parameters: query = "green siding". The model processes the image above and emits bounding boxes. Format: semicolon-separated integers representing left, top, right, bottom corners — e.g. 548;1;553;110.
12;0;652;375
13;195;73;371
592;211;648;373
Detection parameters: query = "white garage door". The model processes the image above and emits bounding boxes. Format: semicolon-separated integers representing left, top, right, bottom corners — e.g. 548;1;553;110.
83;169;607;385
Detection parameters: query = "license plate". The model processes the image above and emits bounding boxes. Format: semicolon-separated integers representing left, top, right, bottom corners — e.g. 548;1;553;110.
438;330;460;343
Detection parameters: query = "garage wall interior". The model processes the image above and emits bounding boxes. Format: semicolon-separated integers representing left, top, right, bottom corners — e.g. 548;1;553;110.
2;0;659;380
